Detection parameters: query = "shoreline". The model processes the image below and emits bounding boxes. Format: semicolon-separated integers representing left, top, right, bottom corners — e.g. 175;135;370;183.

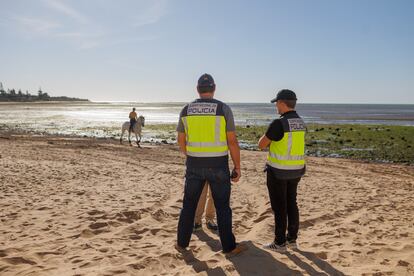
1;123;413;165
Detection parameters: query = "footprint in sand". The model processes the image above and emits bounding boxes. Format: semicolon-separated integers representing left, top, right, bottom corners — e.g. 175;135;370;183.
380;258;390;265
128;263;146;270
79;262;91;268
314;251;328;260
253;215;271;223
89;222;108;229
71;259;83;264
129;235;143;240
151;209;170;221
0;266;10;273
115;211;141;223
108;269;127;274
3;257;37;265
397;260;410;267
78;229;108;239
35;251;63;259
150;228;162;235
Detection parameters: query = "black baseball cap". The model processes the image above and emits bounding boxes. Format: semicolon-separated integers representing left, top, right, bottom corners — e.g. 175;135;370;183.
197;73;215;88
270;89;297;103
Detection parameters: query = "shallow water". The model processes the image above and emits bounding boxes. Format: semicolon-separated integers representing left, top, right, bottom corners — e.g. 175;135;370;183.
0;102;412;139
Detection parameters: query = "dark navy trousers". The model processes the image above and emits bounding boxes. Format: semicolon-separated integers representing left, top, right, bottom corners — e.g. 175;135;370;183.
177;167;236;252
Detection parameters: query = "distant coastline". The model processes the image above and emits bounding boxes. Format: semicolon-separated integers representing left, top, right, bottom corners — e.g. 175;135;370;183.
0;84;89;102
0;96;90;102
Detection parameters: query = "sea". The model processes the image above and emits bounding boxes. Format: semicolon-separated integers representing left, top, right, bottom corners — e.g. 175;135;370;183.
0;102;413;141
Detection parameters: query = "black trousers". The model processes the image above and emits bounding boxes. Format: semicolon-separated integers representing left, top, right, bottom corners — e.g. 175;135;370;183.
266;169;300;245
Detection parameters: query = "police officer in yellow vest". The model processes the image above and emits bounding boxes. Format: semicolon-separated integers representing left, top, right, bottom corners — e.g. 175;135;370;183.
258;89;306;252
175;73;246;255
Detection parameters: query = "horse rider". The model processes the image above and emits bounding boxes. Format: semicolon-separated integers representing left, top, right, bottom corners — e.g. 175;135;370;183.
129;108;138;132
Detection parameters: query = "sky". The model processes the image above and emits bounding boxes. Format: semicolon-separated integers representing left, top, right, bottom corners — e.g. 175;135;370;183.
0;0;413;103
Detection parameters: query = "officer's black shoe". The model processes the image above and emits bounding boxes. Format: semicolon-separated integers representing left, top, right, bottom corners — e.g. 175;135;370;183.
193;223;202;232
206;220;218;231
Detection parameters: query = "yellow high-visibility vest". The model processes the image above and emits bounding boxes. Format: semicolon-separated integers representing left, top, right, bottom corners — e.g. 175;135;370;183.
267;117;306;170
182;101;228;157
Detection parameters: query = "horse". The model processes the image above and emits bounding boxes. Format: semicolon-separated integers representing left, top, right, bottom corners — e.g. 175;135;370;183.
120;115;145;147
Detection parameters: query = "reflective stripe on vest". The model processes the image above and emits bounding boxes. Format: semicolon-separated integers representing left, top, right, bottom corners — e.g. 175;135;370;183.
268;152;305;160
182;115;228;157
267;130;305;170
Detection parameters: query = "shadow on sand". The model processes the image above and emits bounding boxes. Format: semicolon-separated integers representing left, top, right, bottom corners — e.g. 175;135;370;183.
191;230;346;276
287;248;346;276
194;231;301;275
179;248;226;275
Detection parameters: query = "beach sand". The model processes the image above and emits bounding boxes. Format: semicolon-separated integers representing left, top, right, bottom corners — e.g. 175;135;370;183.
0;133;413;275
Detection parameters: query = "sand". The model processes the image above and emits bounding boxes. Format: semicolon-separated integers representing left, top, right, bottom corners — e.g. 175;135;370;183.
0;133;413;276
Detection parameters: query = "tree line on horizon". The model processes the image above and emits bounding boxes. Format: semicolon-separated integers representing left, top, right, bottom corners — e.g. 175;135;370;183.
0;83;88;102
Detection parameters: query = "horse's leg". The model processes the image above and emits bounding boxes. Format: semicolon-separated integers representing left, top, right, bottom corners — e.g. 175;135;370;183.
128;130;132;145
135;131;141;148
120;128;124;144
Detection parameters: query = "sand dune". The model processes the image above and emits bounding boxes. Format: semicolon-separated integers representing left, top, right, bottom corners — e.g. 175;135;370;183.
0;133;413;275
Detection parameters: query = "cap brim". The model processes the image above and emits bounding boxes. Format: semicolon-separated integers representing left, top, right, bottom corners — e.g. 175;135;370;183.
270;97;278;103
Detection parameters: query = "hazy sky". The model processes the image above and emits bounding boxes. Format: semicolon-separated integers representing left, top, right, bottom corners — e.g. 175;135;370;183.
1;0;413;103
